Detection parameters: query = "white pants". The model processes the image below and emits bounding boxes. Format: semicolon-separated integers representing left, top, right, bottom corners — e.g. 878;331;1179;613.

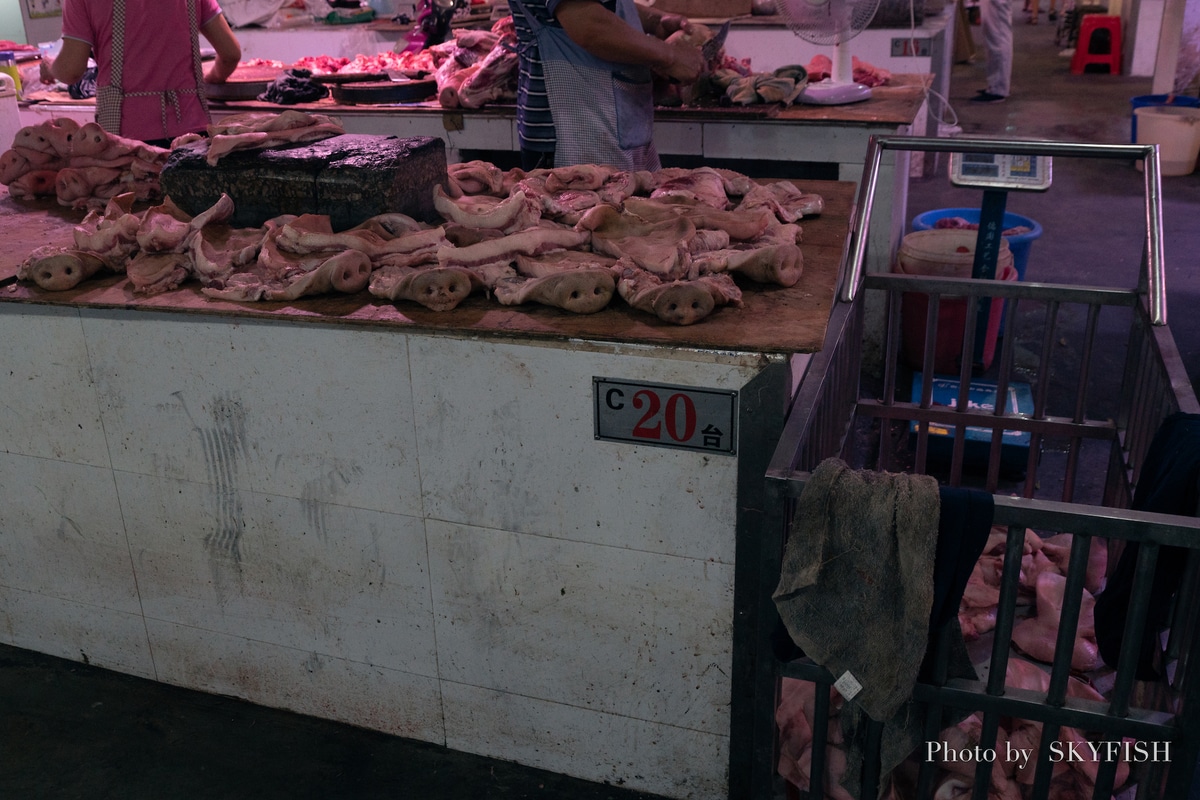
981;0;1013;96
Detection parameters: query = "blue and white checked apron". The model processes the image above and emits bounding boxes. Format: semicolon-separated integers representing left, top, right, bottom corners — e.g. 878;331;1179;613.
96;0;210;138
509;0;660;171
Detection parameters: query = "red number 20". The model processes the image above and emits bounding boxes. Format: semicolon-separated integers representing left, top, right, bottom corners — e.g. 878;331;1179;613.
632;390;697;442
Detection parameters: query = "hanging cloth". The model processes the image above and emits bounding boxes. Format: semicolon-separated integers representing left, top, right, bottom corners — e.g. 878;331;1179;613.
773;459;993;798
1094;411;1200;679
508;0;659;171
97;0;210;139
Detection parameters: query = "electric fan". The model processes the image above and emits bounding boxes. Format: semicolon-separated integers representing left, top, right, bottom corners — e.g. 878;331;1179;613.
775;0;882;104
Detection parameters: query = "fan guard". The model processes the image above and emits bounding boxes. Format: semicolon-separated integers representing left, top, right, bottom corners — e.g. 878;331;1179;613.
775;0;882;103
776;0;882;45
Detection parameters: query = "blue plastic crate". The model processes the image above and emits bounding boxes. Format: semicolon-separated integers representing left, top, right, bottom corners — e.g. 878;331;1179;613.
909;373;1034;475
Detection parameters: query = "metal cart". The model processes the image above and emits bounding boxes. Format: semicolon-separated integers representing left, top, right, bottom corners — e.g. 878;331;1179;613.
728;136;1200;799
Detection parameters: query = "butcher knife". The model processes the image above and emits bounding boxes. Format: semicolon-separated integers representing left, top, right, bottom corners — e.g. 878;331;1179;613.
701;20;732;62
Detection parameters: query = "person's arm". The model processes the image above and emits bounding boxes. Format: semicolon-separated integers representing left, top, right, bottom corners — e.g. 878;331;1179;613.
553;0;703;83
200;13;241;84
45;38;92;85
634;3;689;40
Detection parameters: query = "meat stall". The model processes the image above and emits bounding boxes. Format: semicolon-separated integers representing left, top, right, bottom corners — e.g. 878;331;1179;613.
17;79;932;283
733;137;1200;799
0;170;856;798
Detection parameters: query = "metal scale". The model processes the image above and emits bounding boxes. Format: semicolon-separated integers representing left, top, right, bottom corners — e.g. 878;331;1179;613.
947;150;1053;368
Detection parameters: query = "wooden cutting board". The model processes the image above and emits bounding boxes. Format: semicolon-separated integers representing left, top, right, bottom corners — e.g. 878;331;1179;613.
205;64;285;101
311;72;389;84
331;79;437;105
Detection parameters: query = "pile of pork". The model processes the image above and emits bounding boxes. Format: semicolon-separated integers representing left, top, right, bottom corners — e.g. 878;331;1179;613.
426;17;520;110
282;18;523;110
805;54;893;89
0;111;345;209
0;119;169;208
175;109;347;166
15;160;822;325
776;526;1131;800
425;17;757;112
777;662;1134;800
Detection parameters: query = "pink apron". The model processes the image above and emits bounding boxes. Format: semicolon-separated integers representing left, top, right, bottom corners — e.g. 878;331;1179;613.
95;0;210;139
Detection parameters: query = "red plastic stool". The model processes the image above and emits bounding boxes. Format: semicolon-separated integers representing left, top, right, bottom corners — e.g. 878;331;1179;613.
1070;15;1122;75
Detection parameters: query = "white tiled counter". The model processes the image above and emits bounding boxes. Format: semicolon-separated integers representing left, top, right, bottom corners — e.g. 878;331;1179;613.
0;308;772;796
0;181;854;798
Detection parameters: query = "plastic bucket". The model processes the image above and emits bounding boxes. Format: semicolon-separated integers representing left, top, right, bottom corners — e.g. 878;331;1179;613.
910;207;1041;283
1130;94;1200;143
1135;106;1200;176
896;230;1017;374
0;73;18;153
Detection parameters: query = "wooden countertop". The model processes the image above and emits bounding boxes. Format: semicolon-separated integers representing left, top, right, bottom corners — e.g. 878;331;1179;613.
24;74;932;129
208;73;930;127
0;179;854;356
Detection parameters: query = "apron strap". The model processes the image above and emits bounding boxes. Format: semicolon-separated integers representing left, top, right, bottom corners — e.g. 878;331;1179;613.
97;0;126;133
507;0;538;30
189;0;211;123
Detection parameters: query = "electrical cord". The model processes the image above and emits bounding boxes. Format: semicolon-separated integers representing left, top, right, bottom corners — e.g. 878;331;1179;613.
899;0;960;133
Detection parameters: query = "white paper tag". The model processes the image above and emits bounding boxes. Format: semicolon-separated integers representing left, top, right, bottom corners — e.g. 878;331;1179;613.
834;670;863;701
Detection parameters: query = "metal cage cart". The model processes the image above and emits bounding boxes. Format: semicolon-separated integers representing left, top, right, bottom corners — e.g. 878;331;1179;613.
728;136;1200;799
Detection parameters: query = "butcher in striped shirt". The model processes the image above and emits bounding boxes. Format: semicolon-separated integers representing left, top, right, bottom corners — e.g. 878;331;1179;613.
508;0;702;171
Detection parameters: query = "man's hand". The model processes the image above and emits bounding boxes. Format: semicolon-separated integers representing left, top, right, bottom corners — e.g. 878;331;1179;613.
653;13;691;39
659;39;704;83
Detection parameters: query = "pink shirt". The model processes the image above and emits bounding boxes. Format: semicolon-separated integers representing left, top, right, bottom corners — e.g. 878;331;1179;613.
61;0;224;141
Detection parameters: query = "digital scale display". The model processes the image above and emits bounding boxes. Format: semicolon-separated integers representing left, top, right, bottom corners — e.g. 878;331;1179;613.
949;152;1053;191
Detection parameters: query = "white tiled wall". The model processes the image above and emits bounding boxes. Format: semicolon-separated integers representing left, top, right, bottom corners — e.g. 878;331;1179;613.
0;305;772;799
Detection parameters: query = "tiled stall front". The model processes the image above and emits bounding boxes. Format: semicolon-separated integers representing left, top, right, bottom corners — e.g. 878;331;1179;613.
0;307;772;799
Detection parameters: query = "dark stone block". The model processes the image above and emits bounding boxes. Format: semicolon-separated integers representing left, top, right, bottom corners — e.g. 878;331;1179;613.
160;134;448;230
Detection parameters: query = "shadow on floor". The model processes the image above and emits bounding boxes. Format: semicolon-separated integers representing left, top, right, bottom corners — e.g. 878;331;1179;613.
0;644;660;800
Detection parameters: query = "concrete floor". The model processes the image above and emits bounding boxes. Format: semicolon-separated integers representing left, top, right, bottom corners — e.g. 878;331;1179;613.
3;12;1200;800
908;10;1200;404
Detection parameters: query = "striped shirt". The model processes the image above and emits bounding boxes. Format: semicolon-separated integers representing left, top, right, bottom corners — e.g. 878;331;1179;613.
510;0;618;153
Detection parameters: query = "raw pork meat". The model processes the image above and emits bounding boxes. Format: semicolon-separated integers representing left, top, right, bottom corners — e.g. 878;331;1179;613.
446;160;505;197
1010;571;1103;671
263;250;372;301
457;38;519;109
204;111;346;165
369;264;482;311
613;261;742;325
806;55;892;87
432;185;539;233
649;166;729;210
437;226;590;268
578;205;695;278
73;192;141;269
7;169;59;198
738;181;825;223
491;269;615;314
622;197;773;241
691;243;804;287
17;246;108;291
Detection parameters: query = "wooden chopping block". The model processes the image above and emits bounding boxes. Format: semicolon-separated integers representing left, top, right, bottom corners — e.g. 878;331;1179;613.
331;79;438;105
160;134;448;230
204;64;285;101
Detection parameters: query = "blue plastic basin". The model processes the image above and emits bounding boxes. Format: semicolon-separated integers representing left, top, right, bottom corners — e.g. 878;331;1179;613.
1131;94;1200;143
911;207;1042;283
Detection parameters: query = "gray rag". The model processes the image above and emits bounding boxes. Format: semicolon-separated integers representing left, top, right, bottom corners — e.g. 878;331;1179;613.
773;458;940;722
